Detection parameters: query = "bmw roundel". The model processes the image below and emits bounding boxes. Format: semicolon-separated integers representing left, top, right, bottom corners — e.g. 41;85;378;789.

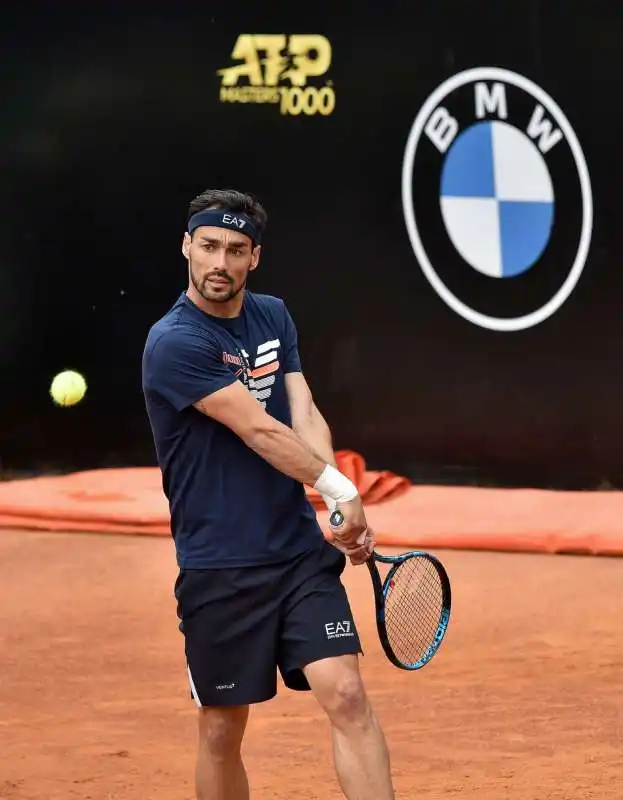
401;68;593;332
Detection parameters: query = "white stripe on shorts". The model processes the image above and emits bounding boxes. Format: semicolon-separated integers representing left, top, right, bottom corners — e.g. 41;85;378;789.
187;664;202;707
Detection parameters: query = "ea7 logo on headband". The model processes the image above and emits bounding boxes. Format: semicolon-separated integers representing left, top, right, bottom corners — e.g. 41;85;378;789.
222;214;247;230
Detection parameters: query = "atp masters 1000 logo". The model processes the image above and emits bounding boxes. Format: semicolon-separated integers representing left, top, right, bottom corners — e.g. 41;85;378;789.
402;68;593;332
217;34;335;117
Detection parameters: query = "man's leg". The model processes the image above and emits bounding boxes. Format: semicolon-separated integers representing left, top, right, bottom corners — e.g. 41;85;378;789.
175;566;282;800
195;705;250;800
277;541;395;799
304;654;395;800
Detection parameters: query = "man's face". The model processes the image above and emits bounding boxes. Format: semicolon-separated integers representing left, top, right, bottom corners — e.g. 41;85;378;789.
183;226;260;303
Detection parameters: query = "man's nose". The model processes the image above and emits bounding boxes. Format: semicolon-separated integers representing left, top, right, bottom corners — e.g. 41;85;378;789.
210;247;227;268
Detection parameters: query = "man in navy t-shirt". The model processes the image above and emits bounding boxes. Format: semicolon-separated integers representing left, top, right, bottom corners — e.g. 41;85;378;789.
142;188;395;799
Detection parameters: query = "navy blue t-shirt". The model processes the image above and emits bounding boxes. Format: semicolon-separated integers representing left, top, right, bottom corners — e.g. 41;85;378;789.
142;291;324;568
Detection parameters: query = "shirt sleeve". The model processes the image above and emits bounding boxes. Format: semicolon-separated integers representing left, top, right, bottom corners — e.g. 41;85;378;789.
281;301;302;374
146;328;238;411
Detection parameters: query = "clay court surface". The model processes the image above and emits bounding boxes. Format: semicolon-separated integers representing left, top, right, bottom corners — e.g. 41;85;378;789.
1;530;621;799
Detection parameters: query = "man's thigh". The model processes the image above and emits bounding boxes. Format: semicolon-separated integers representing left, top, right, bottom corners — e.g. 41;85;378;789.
277;540;363;691
175;566;282;707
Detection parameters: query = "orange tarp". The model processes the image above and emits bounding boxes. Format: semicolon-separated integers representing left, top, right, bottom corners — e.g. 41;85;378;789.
0;450;621;556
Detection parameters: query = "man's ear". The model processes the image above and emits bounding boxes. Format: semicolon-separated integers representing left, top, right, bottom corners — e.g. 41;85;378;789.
250;244;261;271
182;232;191;259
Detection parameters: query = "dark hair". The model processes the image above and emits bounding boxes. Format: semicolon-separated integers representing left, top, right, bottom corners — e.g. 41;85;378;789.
187;189;268;239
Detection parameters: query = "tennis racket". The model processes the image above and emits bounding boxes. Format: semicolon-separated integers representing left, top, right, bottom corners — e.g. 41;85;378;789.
330;510;452;671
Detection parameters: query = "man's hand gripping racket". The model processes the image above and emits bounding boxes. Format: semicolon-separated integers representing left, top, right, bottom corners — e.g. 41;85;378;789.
330;509;452;671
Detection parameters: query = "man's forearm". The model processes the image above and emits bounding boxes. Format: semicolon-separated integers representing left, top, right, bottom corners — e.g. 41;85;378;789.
292;406;348;510
244;420;327;486
245;420;357;505
293;405;337;467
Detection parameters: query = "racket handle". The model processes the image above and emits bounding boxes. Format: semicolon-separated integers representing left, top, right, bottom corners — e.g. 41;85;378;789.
330;509;374;562
329;510;344;528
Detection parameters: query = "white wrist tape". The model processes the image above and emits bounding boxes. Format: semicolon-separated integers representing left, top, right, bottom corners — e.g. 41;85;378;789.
313;464;358;503
320;492;338;512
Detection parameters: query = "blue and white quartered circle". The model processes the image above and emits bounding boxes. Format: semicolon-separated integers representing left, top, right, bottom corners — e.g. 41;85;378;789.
401;67;593;332
440;120;554;279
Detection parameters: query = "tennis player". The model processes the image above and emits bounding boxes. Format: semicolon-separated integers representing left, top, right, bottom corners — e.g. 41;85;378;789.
142;189;395;799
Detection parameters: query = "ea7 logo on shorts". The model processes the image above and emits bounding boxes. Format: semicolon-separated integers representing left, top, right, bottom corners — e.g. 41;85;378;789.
325;621;354;639
241;339;281;408
401;67;593;332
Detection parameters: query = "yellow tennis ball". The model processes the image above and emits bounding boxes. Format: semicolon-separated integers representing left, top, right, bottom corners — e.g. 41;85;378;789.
50;370;87;407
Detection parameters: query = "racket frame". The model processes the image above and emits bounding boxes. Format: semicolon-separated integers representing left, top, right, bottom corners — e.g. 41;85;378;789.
327;510;451;671
366;550;452;671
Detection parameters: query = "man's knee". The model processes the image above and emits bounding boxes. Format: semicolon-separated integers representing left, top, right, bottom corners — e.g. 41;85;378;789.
197;705;249;759
305;656;371;728
328;673;370;727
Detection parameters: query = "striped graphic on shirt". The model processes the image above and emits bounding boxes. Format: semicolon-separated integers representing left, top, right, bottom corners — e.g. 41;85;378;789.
241;338;280;407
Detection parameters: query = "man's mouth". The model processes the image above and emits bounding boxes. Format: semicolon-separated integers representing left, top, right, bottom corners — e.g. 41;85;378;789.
206;275;231;286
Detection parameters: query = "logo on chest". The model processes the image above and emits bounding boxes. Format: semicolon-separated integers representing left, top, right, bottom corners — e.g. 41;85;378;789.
222;338;281;408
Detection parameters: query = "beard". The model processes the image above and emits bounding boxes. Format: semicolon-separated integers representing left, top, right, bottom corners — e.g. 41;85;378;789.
189;261;247;304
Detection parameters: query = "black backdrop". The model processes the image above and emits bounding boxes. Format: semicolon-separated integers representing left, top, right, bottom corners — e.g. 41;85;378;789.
1;1;621;489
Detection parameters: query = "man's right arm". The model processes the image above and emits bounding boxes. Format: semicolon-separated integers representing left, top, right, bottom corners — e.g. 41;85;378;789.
193;380;328;488
147;330;364;522
193;382;371;562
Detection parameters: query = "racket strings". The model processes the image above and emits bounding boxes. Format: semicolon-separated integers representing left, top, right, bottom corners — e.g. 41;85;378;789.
383;558;444;665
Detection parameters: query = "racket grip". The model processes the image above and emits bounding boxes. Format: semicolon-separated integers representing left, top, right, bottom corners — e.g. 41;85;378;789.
330;509;373;559
329;510;344;528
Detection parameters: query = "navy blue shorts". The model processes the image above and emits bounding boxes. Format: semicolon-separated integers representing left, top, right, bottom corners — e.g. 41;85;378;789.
174;538;362;707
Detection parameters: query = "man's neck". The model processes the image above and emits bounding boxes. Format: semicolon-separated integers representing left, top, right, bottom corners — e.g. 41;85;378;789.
186;285;244;319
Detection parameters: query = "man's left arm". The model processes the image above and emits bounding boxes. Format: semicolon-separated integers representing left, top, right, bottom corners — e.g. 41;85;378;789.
285;371;339;510
285;372;336;466
281;300;339;505
281;303;374;557
286;370;375;561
